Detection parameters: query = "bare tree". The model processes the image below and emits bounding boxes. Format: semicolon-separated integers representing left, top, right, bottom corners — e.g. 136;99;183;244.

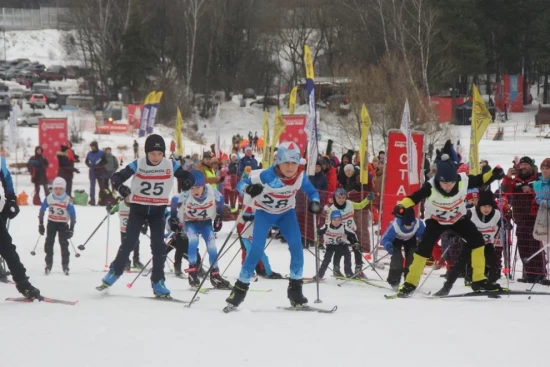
182;0;206;97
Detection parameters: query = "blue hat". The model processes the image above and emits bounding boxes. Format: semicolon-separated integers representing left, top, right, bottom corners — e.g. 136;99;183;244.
436;154;458;182
275;141;301;165
401;208;416;226
330;210;342;221
191;170;205;187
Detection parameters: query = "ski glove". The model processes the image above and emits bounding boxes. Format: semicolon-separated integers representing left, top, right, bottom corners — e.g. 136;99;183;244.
141;223;148;235
492;166;505;180
393;204;405;218
180;172;195;191
39;224;45;236
106;204;116;215
242;214;254;222
245;184;263;198
118;185;131;198
367;192;376;201
213;215;222;232
65;228;74;239
169;217;182;232
4;194;19;219
308;201;322;214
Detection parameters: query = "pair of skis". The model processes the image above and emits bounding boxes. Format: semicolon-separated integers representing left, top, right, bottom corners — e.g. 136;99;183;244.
385;288;550;299
222;304;337;314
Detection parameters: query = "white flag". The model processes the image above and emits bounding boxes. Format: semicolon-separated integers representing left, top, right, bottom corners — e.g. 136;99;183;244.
306;113;319;176
400;99;419;185
9;104;21;150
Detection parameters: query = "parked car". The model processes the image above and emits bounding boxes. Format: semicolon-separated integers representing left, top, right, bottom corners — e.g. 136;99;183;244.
16;112;45;126
65;65;81;79
31;83;57;104
243;88;256;99
29;94;47;108
250;97;279;108
9;86;26;99
40;65;66;81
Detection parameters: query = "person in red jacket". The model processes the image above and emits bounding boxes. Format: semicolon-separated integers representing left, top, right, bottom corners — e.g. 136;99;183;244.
320;155;337;193
501;156;545;283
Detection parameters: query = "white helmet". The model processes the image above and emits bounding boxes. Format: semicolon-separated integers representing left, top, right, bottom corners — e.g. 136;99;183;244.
275;141;301;165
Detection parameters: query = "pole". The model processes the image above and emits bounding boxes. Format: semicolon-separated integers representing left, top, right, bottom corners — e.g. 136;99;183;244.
104;214;110;268
313;213;322;304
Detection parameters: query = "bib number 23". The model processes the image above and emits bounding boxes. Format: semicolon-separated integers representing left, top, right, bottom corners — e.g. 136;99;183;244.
261;194;288;209
140;182;164;196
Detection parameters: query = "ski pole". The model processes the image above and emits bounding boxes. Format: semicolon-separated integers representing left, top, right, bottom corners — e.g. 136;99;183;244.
415;241;455;295
313;213;322;304
69;240;81;258
524;244;550;264
78;213;110;250
497;180;510;291
30;235;42;256
104;214;110;269
337;253;390;287
221;246;242;277
127;257;152;288
186;201;250;308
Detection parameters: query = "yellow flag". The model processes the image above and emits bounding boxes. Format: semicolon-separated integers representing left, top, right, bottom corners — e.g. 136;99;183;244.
262;109;270;168
469;84;492;175
360;104;373;184
270;106;286;165
304;46;314;80
144;91;155;105
154;91;164;104
289;86;297;114
175;107;184;156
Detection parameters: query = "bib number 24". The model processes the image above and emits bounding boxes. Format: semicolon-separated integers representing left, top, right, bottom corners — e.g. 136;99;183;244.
140;182;164;196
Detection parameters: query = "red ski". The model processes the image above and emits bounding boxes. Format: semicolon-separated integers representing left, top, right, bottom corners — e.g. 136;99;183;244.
6;296;78;306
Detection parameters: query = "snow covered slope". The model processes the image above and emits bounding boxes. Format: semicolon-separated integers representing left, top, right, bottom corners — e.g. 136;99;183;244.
3;29;78;66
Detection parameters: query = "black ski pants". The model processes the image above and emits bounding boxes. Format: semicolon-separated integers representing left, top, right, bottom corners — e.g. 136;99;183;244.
0;216;29;284
446;242;499;285
320;245;352;278
165;233;201;266
44;221;70;269
387;238;417;286
121;232;140;263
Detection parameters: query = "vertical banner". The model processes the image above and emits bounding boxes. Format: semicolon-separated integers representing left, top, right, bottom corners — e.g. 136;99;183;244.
270;108;286;166
127;104;143;129
139;92;155;137
9;104;21;150
262;109;270;168
469;84;492;175
175;107;184;156
304;45;318;176
400;99;419;185
380;130;424;235
39;118;68;182
147;91;163;135
214;103;221;158
289;86;298;114
359;104;372;184
279;114;307;155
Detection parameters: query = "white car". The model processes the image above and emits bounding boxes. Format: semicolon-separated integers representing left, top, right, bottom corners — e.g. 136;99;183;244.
17;112;45;126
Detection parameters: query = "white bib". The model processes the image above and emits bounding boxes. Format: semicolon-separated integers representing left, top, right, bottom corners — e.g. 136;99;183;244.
251;173;303;214
47;194;70;223
129;158;174;206
391;219;420;241
329;201;356;231
180;185;217;222
323;225;349;245
424;173;469;225
469;208;501;244
118;200;130;233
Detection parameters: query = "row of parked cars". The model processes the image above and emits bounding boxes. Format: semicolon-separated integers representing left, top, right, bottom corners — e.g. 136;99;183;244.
0;58;82;84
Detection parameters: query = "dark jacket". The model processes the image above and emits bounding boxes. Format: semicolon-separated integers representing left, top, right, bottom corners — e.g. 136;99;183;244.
28;148;49;185
228;161;238;175
238;155;258;176
309;171;328;192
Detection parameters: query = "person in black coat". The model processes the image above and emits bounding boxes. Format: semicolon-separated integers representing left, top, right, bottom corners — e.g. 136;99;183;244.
27;146;49;203
309;160;328;192
57;144;80;198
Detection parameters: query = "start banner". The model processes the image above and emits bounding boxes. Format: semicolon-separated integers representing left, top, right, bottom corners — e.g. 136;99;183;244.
280;114;307;155
39;118;68;182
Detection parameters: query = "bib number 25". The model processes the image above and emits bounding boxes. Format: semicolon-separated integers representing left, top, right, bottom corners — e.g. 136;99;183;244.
140;182;164;196
260;194;289;209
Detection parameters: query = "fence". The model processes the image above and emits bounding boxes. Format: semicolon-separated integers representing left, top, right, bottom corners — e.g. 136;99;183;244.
0;7;70;30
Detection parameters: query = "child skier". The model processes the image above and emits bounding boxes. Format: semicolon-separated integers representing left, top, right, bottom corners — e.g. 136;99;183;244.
172;170;229;288
225;141;321;308
393;154;505;297
237;206;283;279
434;190;502;296
381;207;425;289
107;198;147;270
315;210;355;279
326;188;375;278
97;134;195;297
39;177;76;275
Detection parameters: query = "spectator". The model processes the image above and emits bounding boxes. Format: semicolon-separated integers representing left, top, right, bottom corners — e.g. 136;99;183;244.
228;154;239;175
253;132;259;152
502;156;545;282
196;152;220;189
27;146;49;205
85;141;107;206
373;157;384;209
242;166;252;180
330;151;340;167
534;158;550;207
103;147;119;191
237;146;258;176
57;144;80;199
337;152;353;185
378;151;386;165
320;156;337;193
133;140;139;159
340;164;361;192
309;160;328;192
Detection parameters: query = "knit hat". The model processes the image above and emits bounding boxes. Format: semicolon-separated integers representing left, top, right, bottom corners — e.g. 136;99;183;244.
344;164;355;172
244;166;252;173
330;210;342;221
191;170;205;187
478;190;495;207
401;207;416;226
52;177;67;190
435;154;458;182
466;188;479;202
541;158;550;169
144;134;166;154
203;151;212;159
519;156;535;166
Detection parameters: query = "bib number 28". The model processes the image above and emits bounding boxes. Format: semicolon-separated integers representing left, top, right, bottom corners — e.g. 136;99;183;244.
260;194;289;209
140;182;164;196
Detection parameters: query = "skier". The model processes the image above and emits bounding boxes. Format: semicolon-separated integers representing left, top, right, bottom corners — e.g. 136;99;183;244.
381;207;425;289
172;170;229;288
238;206;283;279
225;141;321;308
434;190;501;296
325;187;375;278
314;210;355;280
97;134;195;297
107;197;147;270
393;154;505;297
38;177;76;275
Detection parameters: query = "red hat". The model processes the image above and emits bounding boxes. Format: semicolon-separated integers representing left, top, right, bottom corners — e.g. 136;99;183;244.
466;191;479;201
541;158;550;169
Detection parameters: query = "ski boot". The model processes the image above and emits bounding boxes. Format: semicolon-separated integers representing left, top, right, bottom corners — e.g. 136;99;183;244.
345;272;355;279
174;262;183;277
225;280;249;307
152;279;171;297
198;266;208;278
433;281;453;297
0;262;10;282
396;282;416;298
187;266;200;287
125;260;131;272
389;283;400;291
266;271;283;279
471;279;502;292
45;267;51;275
287;279;308;306
63;267;70;276
210;269;231;289
355;266;367;279
133;259;145;269
332;266;344;278
98;268;121;290
15;280;41;300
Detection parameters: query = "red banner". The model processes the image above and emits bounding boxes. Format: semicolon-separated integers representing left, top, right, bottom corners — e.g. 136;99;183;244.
380;130;425;235
280;115;307;155
127;104;143;129
95;122;131;134
39;118;68;182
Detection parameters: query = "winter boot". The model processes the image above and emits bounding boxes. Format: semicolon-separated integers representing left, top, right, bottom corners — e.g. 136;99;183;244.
187;266;200;287
287;279;308;306
332;265;344;278
16;280;41;300
45;267;51;275
355;266;367;279
63;266;70;276
471;279;502;292
152;279;171;297
433;281;453;297
266;271;283;279
132;259;145;269
174;262;183;277
397;282;416;298
101;268;121;287
225;280;249;307
125;260;131;272
210;269;231;289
